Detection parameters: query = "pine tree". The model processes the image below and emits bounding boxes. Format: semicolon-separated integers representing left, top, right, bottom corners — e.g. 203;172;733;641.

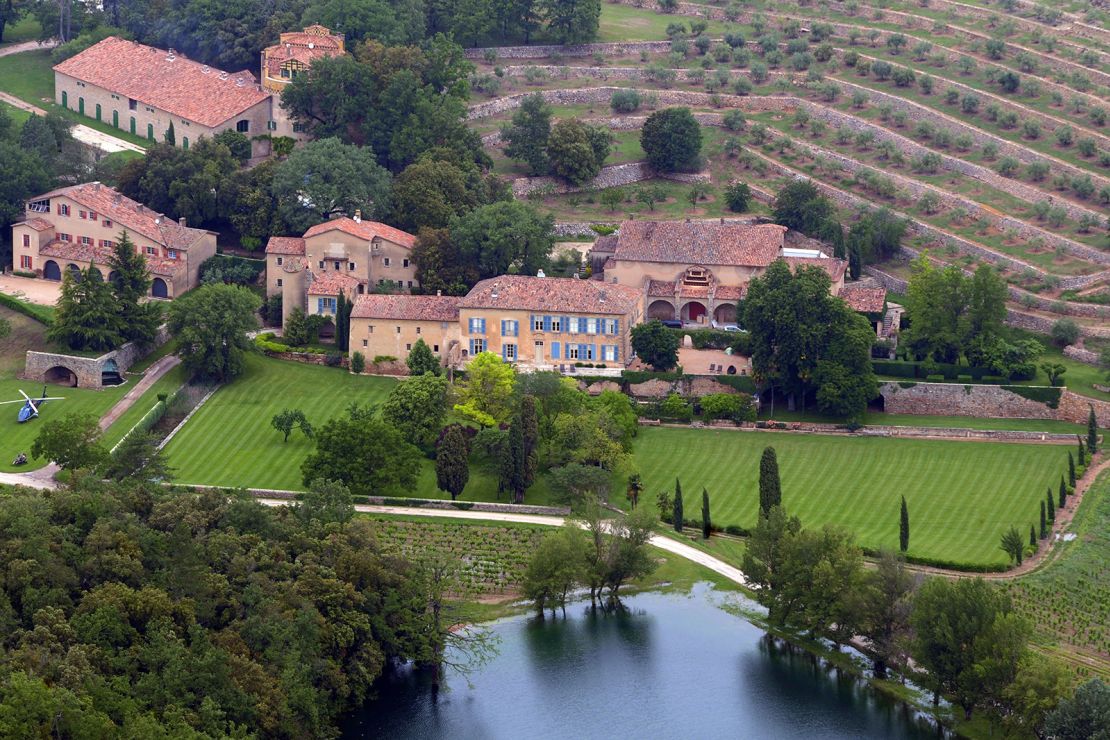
702;489;711;540
1039;500;1047;539
48;264;125;352
758;446;782;515
1068;451;1077;487
1059;477;1068;509
435;424;470;501
673;478;684;533
1046;488;1055;523
108;231;161;345
1088;405;1099;454
1029;525;1037;549
899;495;910;553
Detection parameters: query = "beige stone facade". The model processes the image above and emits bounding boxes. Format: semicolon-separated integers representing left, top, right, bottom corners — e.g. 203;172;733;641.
352;318;459;363
260;25;346;141
11;183;216;298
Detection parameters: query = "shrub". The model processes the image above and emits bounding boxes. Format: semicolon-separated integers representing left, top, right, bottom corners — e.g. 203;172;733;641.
1027;160;1049;181
725;182;752;212
732;76;752;95
324;351;344;367
1077;138;1097;158
723;109;747;132
960;93;980;114
1051;319;1080;347
892;67;915;87
871;60;893;80
996;157;1020;177
1022;120;1041;139
945;90;960;105
350;351;365;374
1055;126;1074;147
610;89;641;113
919;75;934;95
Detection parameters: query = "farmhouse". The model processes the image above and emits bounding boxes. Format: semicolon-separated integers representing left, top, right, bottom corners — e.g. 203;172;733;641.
11;182;217;298
589;220;851;326
53;36;274;157
266;214;419;325
349;274;644;372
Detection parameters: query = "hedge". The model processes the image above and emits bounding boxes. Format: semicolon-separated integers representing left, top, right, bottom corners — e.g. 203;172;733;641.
662;327;750;354
0;293;53;325
713;374;757;394
1002;385;1062;408
623;370;684;384
872;359;998;380
860;546;1007;573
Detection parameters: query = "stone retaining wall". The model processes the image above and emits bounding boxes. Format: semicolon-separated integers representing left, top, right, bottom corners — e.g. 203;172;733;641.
511;161;710;197
1064;345;1100;364
23;328;168;390
880;381;1110;426
465;40;671;59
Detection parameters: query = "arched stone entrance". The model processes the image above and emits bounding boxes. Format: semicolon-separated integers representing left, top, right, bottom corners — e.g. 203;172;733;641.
88;267;103;281
713;303;736;325
681;301;707;323
43;260;61;280
66;263;81;281
101;358;123;386
647;299;676;321
151;278;168;298
44;366;78;387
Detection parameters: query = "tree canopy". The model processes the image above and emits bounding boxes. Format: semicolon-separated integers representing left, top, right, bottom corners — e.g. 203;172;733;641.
450;201;553;280
167;283;261;382
640;107;702;173
301;404;422;495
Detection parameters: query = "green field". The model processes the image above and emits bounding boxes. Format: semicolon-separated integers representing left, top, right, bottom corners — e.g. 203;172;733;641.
1000;470;1110;678
596;4;732;41
632;426;1069;568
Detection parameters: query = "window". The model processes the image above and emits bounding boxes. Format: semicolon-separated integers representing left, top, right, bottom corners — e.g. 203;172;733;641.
276;278;283;287
182;137;189;149
433;344;439;352
468;318;486;334
99;240;116;248
267;120;277;131
406;343;411;351
58;204;70;216
147;123;154;141
501;319;518;337
533;316;544;331
318;260;324;269
317;297;337;314
58;233;71;242
281;68;290;79
167;249;177;260
396;326;401;334
348;262;355;271
383;257;391;267
469;338;485;354
128;98;137;111
79;236;92;246
79;210;87;219
28;199;49;213
551;316;562;332
567;345;579;360
587;318;598;334
293;123;306;134
236;119;249;133
276;256;283;266
333;261;340;270
21;234;29;247
606;319;619;335
88;211;97;221
20;255;31;270
368;325;374;334
145;246;156;256
602;345;618;362
407;280;413;288
362;339;368;347
568;317;579;334
103;219;112;228
403;258;409;268
504;343;516;361
416;327;421;334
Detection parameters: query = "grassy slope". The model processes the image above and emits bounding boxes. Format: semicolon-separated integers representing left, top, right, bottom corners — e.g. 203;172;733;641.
596;5;733;42
1000;469;1110;678
632;425;1067;567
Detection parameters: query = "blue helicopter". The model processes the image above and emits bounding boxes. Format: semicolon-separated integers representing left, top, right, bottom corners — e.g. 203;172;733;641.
1;386;66;423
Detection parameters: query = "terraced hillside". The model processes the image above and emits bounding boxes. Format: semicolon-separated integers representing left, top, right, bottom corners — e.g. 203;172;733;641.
467;1;1110;371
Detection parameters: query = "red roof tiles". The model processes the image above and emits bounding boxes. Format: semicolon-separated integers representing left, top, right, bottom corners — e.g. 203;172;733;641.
19;217;53;231
839;285;887;313
53;37;271;128
459;275;642;315
351;294;461;322
647;279;676;297
265;236;306;255
714;285;745;301
39;240;178;277
783;256;848;283
303;218;416;248
308;271;364;296
613;221;786;267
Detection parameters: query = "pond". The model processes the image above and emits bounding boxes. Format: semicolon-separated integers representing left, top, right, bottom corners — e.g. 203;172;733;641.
345;584;943;739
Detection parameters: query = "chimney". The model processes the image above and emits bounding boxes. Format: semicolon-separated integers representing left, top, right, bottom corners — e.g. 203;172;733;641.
436;289;442;296
178;216;186;227
136;204;144;213
536;268;545;278
93;183;100;191
353;209;361;223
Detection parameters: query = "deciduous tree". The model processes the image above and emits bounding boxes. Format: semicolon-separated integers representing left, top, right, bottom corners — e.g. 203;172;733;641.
31;412;107;472
641;107;702;173
301;404;421;496
450;201;553;279
453;352;516;427
382;371;449;451
167;284;260;382
630;319;680;371
502;92;551;175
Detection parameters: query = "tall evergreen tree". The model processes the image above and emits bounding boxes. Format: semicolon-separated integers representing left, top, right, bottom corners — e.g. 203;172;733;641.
1029;524;1037;549
1068;451;1077;486
520;395;539;488
673;478;684;533
758;446;782;515
1059;477;1068;509
334;292;351;351
1078;436;1086;466
164;121;176;146
899;495;910;553
48;264;125;352
1088;405;1099;454
1039;500;1047;539
1046;488;1055;523
435;424;470;501
702;489;711;540
499;422;527;503
107;231;162;345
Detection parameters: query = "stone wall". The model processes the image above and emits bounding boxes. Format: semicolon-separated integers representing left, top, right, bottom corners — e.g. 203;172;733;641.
465;40;671;59
1064;345;1100;364
880;381;1110;426
511;161;710;197
23;328;169;390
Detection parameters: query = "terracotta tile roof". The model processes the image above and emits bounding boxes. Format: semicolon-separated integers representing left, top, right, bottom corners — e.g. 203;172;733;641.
839;285;887;313
53;37;271;128
351;294;461;322
715;285;744;300
613;221;786;267
592;234;618;253
33;183;210;250
39;240;178;276
265;236;305;255
783;256;848;283
307;271;364;296
647;279;675;297
679;285;708;299
18;217;54;231
262;27;345;77
459;275;642;315
303;217;416;249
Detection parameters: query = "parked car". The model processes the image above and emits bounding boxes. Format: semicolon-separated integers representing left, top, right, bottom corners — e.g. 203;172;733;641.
661;319;683;329
721;324;743;332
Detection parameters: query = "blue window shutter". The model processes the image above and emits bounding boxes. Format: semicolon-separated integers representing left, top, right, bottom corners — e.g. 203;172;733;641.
543;315;551;331
530;314;535;331
501;344;506;360
480;318;486;334
500;319;506;336
591;344;596;360
551;341;560;359
614;345;619;362
612;319;619;335
468;339;474;355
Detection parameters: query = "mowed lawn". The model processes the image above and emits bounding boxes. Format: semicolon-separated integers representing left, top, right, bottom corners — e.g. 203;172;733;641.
633;427;1069;568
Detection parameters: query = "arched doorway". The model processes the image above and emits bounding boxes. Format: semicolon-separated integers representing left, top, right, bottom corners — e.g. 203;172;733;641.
107;270;119;285
66;263;81;281
43;260;61;280
44;366;78;387
101;358;123;386
713;303;736;325
151;278;168;298
648;300;676;321
682;301;707;323
88;267;103;281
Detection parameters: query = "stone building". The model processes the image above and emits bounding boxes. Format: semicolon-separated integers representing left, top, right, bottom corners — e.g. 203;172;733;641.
349;294;463;367
53;36;274;157
259;24;346;140
590;220;849;326
11;182;217;298
265;215;419;326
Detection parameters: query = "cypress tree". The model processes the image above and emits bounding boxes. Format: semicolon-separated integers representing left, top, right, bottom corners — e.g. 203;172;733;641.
702;489;711;540
758;446;782;515
1059;477;1067;509
435;424;470;501
1078;436;1086;466
1088;405;1099;454
507;422;526;504
673;478;684;533
1029;524;1037;549
520;396;539;488
1046;488;1055;523
1039;500;1047;539
1068;451;1076;487
334;292;348;351
899;495;909;553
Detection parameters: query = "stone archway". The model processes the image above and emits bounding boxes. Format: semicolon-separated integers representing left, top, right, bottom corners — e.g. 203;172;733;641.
66;263;81;281
648;299;676;321
682;301;707;323
88;266;103;281
43;366;78;387
713;303;736;325
151;278;168;298
43;260;61;280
